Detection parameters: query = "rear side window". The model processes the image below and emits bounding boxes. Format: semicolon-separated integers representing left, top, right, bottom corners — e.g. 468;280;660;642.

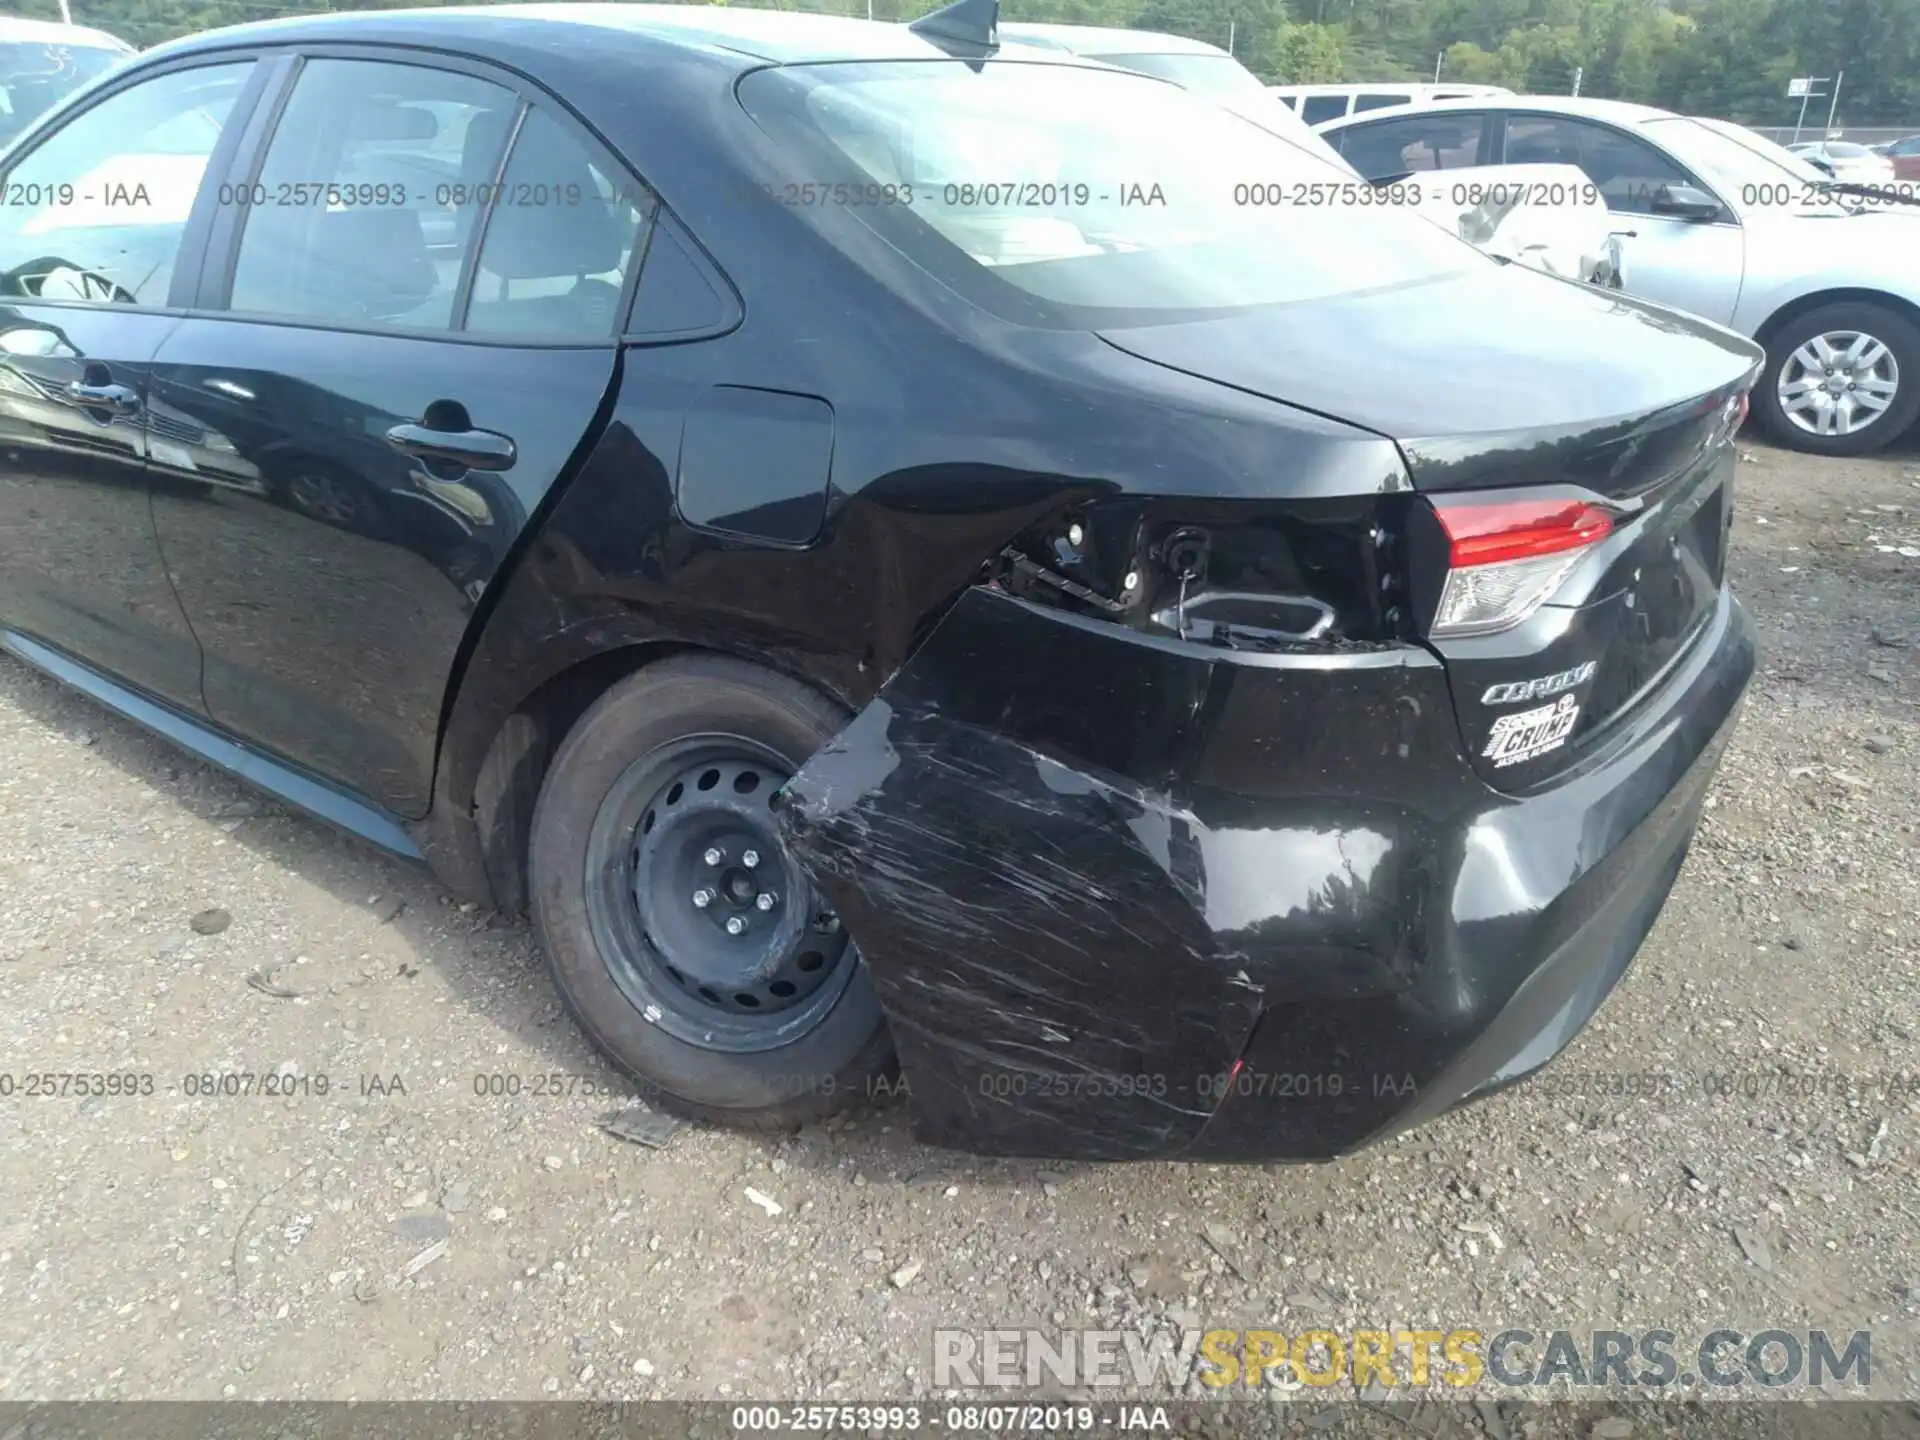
1275;94;1298;111
1352;92;1411;113
1300;94;1348;125
228;59;516;329
465;108;649;339
0;62;250;307
1339;113;1482;178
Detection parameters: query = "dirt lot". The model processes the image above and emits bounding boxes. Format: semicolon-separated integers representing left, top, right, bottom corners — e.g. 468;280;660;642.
1;436;1916;1409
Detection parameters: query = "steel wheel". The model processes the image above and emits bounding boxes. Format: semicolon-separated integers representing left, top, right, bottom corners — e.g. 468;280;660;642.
1777;329;1901;438
582;735;855;1054
530;655;893;1126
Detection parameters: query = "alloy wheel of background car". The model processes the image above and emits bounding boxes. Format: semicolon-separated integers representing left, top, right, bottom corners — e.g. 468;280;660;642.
288;470;364;527
1756;301;1920;456
1779;332;1899;436
528;655;894;1126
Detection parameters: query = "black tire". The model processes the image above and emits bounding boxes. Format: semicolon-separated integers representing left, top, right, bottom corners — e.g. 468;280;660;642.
528;654;894;1128
1754;301;1920;456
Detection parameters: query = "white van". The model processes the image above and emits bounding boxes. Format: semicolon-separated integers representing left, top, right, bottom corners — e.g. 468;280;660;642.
1272;83;1512;127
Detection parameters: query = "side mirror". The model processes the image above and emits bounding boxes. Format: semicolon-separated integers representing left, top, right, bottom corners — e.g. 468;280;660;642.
1650;183;1723;222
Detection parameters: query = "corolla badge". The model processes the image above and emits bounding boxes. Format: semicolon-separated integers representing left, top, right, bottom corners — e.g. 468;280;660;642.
1482;661;1597;707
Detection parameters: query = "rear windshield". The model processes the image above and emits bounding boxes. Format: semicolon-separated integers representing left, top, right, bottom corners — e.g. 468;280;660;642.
0;40;124;143
1092;51;1269;103
736;59;1479;327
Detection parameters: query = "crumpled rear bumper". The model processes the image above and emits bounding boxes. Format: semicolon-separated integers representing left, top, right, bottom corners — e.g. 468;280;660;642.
775;583;1754;1162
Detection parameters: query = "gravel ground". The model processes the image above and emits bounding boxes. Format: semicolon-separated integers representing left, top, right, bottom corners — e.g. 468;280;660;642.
1;436;1916;1411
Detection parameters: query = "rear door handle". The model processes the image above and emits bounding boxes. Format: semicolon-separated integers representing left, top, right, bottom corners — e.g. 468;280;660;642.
65;380;141;416
385;421;516;472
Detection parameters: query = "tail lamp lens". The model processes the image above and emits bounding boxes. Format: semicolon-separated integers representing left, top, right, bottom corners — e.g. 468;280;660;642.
1429;496;1615;638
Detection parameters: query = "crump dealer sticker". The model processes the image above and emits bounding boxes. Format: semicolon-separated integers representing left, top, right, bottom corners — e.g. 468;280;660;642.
1483;693;1581;768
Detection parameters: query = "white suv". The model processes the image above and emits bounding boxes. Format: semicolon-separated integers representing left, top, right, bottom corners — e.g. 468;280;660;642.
0;15;133;150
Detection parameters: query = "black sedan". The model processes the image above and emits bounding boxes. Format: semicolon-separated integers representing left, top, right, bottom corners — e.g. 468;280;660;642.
0;0;1760;1161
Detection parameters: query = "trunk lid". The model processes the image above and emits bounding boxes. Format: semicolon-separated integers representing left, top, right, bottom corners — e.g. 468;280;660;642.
1097;263;1761;786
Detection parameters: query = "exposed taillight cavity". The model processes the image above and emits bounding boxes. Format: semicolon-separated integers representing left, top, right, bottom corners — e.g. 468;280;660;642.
992;496;1398;645
1429;495;1615;638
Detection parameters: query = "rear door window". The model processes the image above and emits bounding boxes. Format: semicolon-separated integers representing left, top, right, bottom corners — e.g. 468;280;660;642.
1337;112;1483;178
226;58;517;329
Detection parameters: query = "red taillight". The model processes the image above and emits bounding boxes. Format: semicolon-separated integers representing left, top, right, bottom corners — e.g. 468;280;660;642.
1435;498;1615;569
1427;494;1617;639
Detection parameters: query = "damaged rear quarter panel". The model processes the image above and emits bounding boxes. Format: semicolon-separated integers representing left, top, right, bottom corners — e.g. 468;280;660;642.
776;585;1482;1161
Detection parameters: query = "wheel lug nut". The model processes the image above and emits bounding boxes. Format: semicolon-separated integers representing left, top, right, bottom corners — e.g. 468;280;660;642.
692;888;713;908
703;847;724;867
742;849;760;869
756;891;777;911
725;916;747;936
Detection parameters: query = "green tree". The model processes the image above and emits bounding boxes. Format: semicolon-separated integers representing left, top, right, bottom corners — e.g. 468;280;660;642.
1266;19;1345;80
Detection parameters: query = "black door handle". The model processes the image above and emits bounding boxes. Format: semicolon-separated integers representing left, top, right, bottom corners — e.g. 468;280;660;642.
65;380;141;416
385;421;516;472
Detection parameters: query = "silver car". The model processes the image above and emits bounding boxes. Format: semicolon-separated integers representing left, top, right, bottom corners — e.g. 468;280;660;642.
1323;96;1920;455
1789;140;1897;187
